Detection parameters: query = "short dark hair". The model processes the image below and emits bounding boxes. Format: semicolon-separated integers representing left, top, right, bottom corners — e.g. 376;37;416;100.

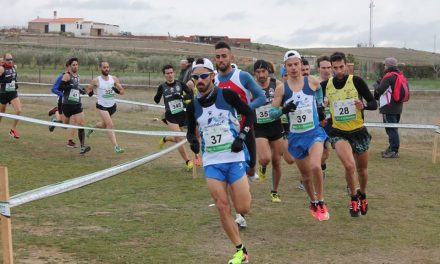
301;57;309;66
66;57;78;66
162;64;173;74
330;52;346;64
99;61;109;68
253;59;269;72
215;41;231;50
186;57;195;64
316;56;330;67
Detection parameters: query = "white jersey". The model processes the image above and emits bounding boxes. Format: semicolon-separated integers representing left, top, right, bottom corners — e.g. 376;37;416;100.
97;75;116;107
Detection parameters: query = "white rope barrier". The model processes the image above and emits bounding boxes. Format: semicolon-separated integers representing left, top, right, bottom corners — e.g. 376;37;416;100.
0;112;185;137
0;140;186;215
18;93;165;109
17;81;155;88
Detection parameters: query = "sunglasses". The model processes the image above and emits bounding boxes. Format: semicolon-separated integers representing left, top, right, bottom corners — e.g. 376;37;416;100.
5;58;13;61
191;73;211;80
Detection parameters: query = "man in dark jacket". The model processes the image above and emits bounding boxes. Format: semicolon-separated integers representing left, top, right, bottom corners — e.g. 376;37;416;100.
374;57;402;158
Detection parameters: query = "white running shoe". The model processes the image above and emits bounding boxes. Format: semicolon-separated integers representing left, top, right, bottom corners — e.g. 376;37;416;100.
248;173;259;182
235;214;247;229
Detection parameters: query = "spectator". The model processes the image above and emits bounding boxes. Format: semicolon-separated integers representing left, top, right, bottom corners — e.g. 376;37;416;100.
374;57;403;158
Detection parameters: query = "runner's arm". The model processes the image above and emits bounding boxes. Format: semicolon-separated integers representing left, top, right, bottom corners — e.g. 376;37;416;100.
353;76;378;110
112;76;125;95
223;88;256;130
239;71;266;109
185;101;199;154
154;84;163;104
181;81;193;99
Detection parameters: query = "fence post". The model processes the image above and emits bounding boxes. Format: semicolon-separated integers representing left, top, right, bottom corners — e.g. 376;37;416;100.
38;68;41;85
0;166;13;264
432;118;440;164
148;72;151;88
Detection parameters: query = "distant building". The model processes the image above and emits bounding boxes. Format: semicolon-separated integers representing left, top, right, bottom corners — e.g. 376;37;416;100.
28;11;119;37
190;35;251;48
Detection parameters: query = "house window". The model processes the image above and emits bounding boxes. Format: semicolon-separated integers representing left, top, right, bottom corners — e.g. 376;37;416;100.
61;24;65;32
76;24;79;29
80;25;82;29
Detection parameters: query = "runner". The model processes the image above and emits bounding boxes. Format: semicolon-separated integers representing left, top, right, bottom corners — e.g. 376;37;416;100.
154;64;194;170
58;57;91;154
0;53;21;139
301;57;311;76
279;65;296;166
321;52;378;217
253;60;284;202
85;61;125;153
186;58;254;264
270;50;329;221
316;55;333;179
48;62;78;147
214;41;266;181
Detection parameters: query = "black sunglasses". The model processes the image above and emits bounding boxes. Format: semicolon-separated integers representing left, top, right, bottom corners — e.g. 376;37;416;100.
5;58;13;61
191;73;211;80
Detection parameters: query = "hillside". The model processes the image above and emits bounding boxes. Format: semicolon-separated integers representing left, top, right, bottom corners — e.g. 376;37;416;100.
1;34;439;66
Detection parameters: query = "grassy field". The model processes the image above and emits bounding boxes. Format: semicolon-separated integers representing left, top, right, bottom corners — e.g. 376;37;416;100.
0;86;439;263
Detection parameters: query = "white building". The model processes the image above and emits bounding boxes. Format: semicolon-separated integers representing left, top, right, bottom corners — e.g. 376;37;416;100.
28;13;119;37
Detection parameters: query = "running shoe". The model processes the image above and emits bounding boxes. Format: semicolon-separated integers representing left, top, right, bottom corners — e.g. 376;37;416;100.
317;202;330;221
228;248;249;264
309;202;319;220
114;146;125;154
66;140;77;148
48;106;58;116
258;165;267;181
235;214;247;229
381;147;392;155
297;181;305;191
270;192;281;203
86;127;95;138
349;197;361;217
49;118;62;132
80;145;91;154
248;173;259;182
9;128;20;139
185;160;194;171
382;151;399;158
158;136;166;149
357;189;368;215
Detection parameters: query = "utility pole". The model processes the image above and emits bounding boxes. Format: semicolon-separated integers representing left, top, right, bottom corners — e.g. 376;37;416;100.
369;0;375;47
434;34;437;54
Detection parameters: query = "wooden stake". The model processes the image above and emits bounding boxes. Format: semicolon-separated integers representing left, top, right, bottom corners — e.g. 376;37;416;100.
432;119;440;164
0;166;13;264
192;154;198;179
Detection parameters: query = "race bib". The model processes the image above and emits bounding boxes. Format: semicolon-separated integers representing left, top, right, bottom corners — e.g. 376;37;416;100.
5;81;15;92
256;104;274;124
333;99;356;122
202;123;234;153
103;86;115;98
168;99;184;114
325;107;331;119
68;89;80;102
289;105;314;133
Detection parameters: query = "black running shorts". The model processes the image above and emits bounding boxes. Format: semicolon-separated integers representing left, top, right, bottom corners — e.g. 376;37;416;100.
62;103;83;118
254;120;283;141
96;103;117;116
165;110;187;128
0;92;18;105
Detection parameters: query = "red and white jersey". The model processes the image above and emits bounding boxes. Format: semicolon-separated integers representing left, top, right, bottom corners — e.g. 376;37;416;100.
215;69;252;105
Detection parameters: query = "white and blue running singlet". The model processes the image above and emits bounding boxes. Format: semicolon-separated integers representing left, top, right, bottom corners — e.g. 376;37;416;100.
193;89;247;166
282;76;320;134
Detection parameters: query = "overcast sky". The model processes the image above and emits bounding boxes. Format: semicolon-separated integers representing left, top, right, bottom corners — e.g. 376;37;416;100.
2;0;439;52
